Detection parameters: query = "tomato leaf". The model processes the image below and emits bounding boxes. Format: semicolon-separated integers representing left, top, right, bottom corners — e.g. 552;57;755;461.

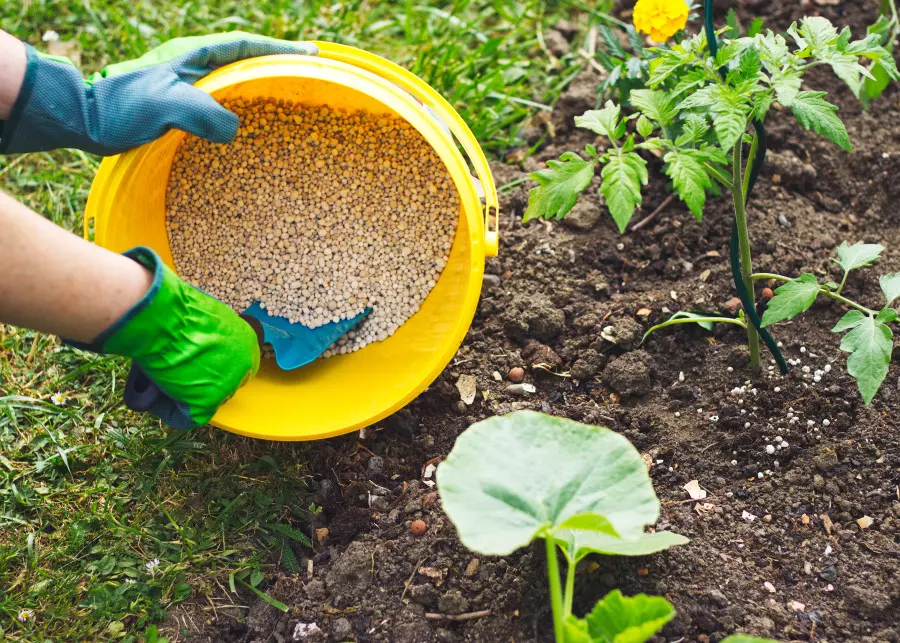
663;149;713;219
834;313;893;405
523;152;596;222
629;89;677;126
879;273;900;306
601;149;648;233
835;241;884;274
575;101;623;139
832;309;865;332
790;91;852;151
761;274;820;326
675;114;709;146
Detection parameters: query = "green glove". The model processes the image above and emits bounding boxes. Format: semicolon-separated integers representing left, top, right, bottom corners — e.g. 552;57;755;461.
0;32;317;155
81;247;260;429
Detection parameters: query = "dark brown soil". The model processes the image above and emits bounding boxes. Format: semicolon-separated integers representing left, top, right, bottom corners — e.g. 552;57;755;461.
175;1;900;641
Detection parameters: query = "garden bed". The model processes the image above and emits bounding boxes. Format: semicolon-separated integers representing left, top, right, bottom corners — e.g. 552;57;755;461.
178;2;899;641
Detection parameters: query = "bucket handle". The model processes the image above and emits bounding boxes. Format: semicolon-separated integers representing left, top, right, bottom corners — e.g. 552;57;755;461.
315;42;499;257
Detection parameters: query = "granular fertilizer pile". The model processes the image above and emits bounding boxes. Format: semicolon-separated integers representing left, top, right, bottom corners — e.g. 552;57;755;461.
166;97;459;357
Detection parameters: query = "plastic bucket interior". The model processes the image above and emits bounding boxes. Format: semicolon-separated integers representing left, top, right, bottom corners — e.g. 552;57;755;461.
84;43;499;441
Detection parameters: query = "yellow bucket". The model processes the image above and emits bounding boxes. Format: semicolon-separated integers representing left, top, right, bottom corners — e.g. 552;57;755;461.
84;42;499;441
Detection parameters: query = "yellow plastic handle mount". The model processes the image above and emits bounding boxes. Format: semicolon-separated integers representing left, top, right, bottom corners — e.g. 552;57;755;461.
315;42;499;257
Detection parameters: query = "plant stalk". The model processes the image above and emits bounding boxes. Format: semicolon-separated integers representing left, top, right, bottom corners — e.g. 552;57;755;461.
563;556;576;618
836;270;849;295
545;538;565;641
732;141;761;369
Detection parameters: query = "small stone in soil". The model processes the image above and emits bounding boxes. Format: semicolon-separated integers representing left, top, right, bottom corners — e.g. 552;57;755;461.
411;519;427;536
507;367;525;383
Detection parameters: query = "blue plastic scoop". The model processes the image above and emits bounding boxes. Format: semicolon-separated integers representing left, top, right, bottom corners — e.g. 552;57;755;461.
242;302;371;370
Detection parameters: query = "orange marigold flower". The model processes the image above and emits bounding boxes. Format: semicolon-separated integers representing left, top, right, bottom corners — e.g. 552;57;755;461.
633;0;689;42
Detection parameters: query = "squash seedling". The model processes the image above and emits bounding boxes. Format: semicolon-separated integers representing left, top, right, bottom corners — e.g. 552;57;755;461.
524;2;899;404
437;411;689;641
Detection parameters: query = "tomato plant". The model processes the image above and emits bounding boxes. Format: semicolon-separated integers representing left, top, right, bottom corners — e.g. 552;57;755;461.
524;0;899;403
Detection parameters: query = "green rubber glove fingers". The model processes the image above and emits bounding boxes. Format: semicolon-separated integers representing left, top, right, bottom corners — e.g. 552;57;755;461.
0;33;317;155
93;247;260;428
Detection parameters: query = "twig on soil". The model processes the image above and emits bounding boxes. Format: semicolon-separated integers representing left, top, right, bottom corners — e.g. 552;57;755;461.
629;194;676;232
662;497;714;505
424;609;491;622
400;557;427;603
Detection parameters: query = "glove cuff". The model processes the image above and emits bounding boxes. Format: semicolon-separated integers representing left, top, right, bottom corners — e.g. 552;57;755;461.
67;246;163;354
0;44;39;154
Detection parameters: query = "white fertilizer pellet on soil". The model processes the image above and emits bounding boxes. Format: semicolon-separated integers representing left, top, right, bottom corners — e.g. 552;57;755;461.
166;97;459;358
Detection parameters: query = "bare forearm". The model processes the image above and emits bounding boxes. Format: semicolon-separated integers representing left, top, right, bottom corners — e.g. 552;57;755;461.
0;30;27;121
0;191;152;342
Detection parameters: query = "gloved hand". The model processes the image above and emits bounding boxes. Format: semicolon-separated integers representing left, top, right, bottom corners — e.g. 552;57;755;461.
77;247;261;429
0;32;317;155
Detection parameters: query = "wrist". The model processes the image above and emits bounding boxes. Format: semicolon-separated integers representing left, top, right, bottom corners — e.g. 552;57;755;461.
0;31;27;121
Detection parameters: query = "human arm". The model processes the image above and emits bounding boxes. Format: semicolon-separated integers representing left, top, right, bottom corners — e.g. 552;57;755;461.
0;190;153;341
0;191;260;427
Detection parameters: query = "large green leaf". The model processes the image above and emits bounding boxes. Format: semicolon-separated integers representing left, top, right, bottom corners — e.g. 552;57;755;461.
835;241;884;273
761;274;820;326
790;91;852;151
524;152;596;222
556;529;689;564
571;590;676;643
601;150;648;233
833;312;893;405
629;89;676;126
880;273;900;306
663;149;712;219
437;411;662;555
575;102;623;139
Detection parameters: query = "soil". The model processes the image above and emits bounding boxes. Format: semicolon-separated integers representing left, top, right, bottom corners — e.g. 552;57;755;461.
173;1;900;641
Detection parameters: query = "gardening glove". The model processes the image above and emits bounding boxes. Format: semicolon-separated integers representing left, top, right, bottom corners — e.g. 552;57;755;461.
74;246;261;429
0;32;317;155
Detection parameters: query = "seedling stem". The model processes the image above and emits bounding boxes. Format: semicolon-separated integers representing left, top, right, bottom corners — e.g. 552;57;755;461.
545;536;565;640
731;141;761;369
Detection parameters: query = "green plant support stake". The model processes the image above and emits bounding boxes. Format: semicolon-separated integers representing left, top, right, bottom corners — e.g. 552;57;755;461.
704;0;788;375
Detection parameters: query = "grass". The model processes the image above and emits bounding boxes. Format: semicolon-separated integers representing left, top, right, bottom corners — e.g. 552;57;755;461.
0;0;614;639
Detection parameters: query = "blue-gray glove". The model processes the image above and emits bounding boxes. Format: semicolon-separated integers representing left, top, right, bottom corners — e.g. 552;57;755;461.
0;32;317;155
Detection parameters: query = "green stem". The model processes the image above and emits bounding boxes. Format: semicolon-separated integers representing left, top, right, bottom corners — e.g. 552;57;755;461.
836;270;849;296
545;537;565;642
743;133;758;199
563;557;576;619
752;273;878;315
888;0;900;37
642;316;747;344
732;141;761;370
704;163;733;190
